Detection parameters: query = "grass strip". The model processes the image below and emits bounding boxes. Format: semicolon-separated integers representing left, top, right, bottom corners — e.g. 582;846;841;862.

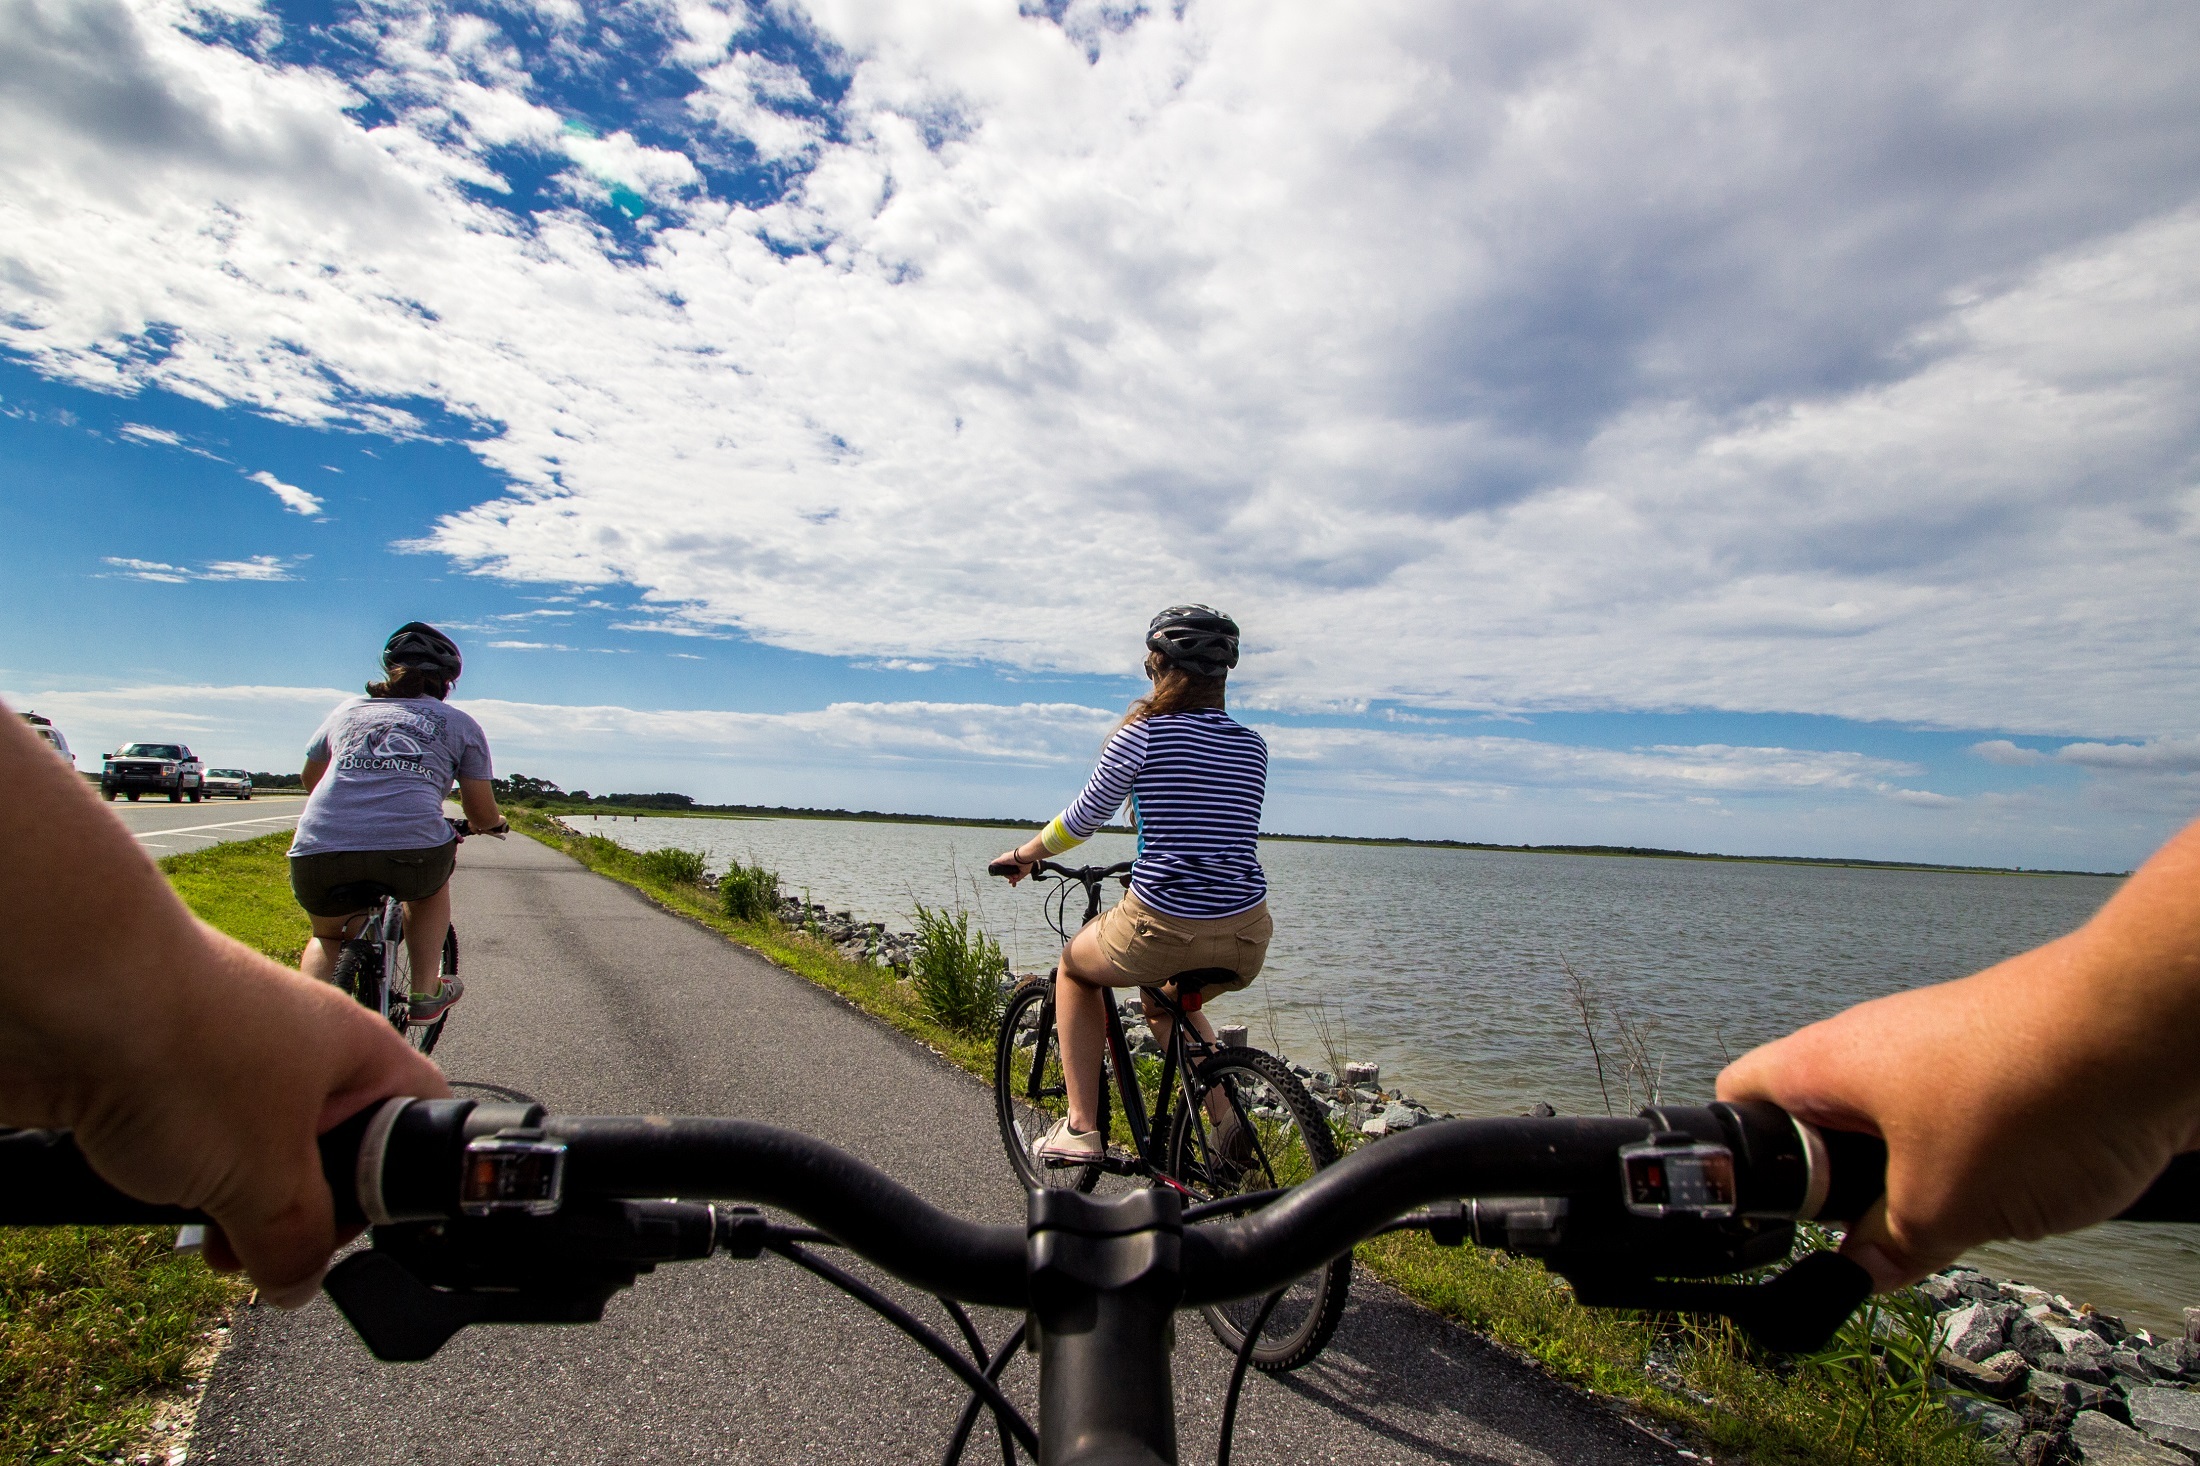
0;834;295;1464
521;811;1996;1465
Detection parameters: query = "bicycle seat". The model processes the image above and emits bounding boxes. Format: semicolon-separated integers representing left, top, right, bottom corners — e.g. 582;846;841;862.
1142;968;1240;1012
1167;967;1241;995
321;880;400;914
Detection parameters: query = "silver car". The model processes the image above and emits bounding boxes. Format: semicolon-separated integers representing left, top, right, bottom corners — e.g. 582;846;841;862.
202;768;254;800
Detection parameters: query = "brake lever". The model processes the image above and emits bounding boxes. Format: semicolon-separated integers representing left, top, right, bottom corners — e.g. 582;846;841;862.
1560;1251;1874;1354
324;1201;766;1362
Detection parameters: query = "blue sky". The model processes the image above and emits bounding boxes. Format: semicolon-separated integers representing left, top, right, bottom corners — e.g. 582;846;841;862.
4;0;2198;871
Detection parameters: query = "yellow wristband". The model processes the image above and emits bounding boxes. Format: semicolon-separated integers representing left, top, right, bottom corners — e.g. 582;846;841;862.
1039;816;1084;856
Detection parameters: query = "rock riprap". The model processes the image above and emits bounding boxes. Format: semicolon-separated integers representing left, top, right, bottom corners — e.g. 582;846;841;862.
1919;1266;2200;1461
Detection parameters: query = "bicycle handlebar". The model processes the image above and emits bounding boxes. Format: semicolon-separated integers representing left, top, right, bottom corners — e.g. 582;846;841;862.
7;1105;2194;1463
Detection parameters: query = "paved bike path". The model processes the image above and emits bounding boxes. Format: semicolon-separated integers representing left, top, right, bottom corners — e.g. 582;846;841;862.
191;832;1677;1465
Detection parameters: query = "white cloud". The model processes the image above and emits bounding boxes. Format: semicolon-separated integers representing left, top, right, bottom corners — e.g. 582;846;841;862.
2054;737;2200;774
1973;740;2048;767
118;422;180;445
100;553;300;582
5;0;2200;739
249;470;323;516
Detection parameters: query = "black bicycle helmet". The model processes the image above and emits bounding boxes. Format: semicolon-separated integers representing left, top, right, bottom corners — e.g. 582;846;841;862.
382;621;463;680
1145;605;1240;677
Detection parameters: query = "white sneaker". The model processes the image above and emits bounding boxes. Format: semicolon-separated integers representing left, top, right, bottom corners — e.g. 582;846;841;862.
1032;1116;1104;1164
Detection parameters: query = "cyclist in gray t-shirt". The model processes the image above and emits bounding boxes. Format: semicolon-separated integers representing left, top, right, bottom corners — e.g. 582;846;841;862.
288;624;505;1022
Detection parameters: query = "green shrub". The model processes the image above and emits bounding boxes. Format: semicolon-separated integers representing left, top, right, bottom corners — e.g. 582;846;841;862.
908;903;1007;1036
720;860;781;923
637;846;708;885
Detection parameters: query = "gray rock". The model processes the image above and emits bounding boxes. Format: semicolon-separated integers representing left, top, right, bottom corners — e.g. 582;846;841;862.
2140;1341;2200;1382
2112;1351;2154;1383
1359;1115;1390;1138
1940;1348;2029;1400
1344;1061;1381;1086
1351;1086;1385;1105
2069;1408;2191;1465
1379;1104;1418;1131
1918;1274;1964;1308
2030;1372;2116;1418
2059;1328;2119;1367
2012;1310;2065;1366
1947;1396;2024;1442
2127;1388;2200;1453
2014;1431;2060;1466
1943;1300;2018;1362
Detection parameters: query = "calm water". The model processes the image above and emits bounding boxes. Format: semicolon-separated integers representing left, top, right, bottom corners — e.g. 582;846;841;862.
588;811;2196;1333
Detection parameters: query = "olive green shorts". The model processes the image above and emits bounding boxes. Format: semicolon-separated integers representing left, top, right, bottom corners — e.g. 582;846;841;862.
1091;890;1271;993
289;843;457;917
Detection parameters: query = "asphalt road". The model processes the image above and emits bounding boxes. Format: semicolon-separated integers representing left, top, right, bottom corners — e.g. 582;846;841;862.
102;793;306;853
189;832;1677;1465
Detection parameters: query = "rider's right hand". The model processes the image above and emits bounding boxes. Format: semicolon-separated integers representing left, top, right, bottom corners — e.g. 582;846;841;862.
1719;813;2200;1290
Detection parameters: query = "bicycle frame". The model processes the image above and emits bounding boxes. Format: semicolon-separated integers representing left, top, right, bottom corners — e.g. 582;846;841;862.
1017;863;1232;1187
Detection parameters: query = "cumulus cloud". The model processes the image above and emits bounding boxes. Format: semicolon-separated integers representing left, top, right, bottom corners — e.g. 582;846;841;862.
248;469;323;515
118;422;181;445
5;0;2200;736
1972;740;2047;766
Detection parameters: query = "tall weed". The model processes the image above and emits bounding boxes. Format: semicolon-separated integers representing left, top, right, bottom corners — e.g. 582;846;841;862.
638;846;708;885
720;859;781;923
909;902;1007;1036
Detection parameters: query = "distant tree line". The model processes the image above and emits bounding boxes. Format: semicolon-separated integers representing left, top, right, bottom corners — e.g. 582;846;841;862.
489;774;694;810
249;771;305;789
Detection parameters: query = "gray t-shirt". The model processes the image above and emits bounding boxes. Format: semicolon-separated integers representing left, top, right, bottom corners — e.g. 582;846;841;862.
289;697;493;856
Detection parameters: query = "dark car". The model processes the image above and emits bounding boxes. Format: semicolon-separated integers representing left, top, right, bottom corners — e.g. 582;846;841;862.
102;743;206;803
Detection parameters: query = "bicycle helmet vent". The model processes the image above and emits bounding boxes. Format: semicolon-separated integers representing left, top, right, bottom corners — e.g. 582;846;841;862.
1146;605;1240;677
382;622;463;679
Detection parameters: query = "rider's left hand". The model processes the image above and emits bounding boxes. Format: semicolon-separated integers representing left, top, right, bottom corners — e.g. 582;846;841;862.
991;848;1032;885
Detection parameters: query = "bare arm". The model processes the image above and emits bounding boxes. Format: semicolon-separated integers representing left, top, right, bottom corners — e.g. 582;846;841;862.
0;703;448;1304
458;777;503;830
301;756;328;793
1719;815;2200;1289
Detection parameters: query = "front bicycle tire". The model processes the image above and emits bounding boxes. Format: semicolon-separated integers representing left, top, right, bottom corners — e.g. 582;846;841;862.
994;978;1109;1193
408;925;459;1056
1169;1046;1351;1372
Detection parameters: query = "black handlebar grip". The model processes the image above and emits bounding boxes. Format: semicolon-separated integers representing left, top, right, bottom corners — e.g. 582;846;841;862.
987;859;1023;877
2117;1152;2200;1223
1815;1128;1888;1225
0;1106;381;1229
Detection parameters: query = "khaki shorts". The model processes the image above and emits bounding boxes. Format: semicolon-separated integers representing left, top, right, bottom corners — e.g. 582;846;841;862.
1091;890;1272;994
289;843;457;918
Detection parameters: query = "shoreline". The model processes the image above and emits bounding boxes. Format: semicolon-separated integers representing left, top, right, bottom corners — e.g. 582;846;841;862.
533;802;2128;879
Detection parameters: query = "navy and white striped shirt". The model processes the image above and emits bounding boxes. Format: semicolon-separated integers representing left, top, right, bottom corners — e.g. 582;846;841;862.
1045;708;1268;919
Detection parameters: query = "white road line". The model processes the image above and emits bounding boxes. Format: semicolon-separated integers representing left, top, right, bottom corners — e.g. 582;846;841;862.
130;814;301;842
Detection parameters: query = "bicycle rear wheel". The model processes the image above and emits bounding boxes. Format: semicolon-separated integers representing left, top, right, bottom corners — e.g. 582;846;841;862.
994;977;1110;1193
408;925;458;1056
332;938;385;1017
1169;1046;1351;1372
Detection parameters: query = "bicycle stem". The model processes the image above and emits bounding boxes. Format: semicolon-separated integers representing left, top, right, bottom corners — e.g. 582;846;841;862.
1029;1188;1183;1466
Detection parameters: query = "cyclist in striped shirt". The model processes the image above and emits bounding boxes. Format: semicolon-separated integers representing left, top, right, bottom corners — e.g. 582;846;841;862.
994;606;1272;1164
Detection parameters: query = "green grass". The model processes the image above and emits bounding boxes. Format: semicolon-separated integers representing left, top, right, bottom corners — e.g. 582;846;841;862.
160;831;314;966
0;1228;242;1464
515;809;1999;1466
1;837;296;1462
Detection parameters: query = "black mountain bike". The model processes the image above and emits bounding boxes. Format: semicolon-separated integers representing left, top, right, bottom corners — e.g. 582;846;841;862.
15;1101;2197;1466
989;858;1349;1372
328;818;500;1055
